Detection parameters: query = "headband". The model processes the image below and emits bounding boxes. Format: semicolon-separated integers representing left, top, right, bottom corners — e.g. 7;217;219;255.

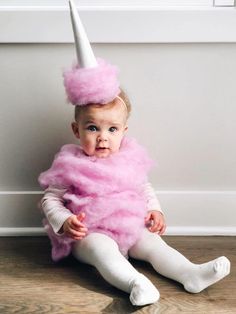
115;96;128;111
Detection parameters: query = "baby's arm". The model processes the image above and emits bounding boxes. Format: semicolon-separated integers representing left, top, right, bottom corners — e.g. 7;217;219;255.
41;186;87;239
143;182;166;235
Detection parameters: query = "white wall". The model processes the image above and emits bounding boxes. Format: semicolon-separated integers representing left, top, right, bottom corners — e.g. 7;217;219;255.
0;6;235;235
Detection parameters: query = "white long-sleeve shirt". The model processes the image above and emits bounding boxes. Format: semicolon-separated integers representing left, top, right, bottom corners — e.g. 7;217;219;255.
41;182;163;234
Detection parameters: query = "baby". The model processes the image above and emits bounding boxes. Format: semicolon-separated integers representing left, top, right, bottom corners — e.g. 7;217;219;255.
38;0;230;306
39;90;230;306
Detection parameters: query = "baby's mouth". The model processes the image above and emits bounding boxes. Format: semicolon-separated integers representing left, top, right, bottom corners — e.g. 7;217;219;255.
96;147;109;151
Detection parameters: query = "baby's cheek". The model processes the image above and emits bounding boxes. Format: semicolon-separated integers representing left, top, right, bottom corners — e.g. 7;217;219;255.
113;137;124;152
82;138;95;154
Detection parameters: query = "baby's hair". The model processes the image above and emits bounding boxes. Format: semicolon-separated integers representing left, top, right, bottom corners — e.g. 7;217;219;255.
74;88;131;122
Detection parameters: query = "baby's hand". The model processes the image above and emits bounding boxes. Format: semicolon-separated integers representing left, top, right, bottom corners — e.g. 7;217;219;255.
63;213;88;240
145;210;166;235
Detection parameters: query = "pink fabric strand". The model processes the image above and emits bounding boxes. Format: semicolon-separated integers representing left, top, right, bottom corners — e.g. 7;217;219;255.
63;58;120;106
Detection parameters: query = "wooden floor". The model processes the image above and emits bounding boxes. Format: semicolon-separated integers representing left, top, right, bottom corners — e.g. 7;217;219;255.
0;236;235;314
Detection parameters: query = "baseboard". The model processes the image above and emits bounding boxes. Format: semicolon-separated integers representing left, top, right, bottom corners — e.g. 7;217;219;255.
166;226;236;236
0;226;235;237
0;227;46;236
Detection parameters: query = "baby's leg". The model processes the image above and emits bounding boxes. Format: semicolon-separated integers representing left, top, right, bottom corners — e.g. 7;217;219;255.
72;232;159;306
129;230;230;293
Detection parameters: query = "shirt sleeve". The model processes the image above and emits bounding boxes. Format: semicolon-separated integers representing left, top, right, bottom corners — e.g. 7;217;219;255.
143;182;163;214
40;186;73;234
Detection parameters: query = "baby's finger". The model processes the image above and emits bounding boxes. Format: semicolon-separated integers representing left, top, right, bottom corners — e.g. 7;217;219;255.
151;216;161;229
149;220;159;232
73;232;87;240
146;219;154;230
77;227;88;233
72;221;87;232
71;217;87;229
153;219;165;232
77;212;86;222
157;224;166;235
66;227;87;239
145;212;152;223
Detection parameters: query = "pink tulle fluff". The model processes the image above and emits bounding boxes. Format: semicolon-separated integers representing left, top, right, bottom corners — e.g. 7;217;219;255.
38;137;154;261
63;58;120;105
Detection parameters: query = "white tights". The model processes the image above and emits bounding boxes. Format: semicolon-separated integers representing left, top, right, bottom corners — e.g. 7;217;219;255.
72;230;230;306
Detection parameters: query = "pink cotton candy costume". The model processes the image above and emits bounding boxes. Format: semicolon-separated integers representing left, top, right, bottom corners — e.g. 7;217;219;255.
38;137;153;261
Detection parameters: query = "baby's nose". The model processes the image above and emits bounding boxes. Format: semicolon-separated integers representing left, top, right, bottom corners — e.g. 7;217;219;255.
97;133;108;142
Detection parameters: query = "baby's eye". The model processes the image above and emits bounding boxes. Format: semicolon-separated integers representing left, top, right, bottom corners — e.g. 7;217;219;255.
109;127;117;133
87;125;98;132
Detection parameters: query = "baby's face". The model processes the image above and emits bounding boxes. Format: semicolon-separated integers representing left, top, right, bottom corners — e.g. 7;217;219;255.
73;99;128;158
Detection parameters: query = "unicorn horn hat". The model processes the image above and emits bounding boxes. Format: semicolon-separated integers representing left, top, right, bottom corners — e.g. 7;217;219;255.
63;0;120;106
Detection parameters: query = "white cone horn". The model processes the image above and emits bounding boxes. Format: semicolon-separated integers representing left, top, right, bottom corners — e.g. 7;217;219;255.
69;0;98;68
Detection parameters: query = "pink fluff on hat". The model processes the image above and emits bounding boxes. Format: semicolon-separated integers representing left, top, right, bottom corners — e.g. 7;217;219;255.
63;58;120;106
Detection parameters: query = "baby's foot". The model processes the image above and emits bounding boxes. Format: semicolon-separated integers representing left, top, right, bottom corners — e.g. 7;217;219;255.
130;274;160;306
183;256;230;293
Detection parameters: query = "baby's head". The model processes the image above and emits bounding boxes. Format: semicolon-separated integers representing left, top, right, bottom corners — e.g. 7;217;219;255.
71;90;131;158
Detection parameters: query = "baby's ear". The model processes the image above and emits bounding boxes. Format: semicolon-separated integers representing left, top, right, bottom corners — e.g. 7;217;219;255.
124;125;128;132
71;122;80;139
